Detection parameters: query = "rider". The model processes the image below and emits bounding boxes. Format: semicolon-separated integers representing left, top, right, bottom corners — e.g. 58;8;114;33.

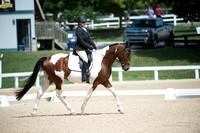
74;15;97;82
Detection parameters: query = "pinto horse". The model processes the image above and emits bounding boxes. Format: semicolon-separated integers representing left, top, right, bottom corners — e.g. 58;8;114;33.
15;43;131;116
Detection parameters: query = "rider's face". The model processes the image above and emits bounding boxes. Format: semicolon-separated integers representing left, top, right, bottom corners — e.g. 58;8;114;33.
79;22;86;27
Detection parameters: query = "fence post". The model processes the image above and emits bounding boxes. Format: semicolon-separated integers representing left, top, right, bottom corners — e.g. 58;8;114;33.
0;61;2;88
36;75;40;87
107;22;109;28
195;69;199;79
91;20;94;29
154;70;158;80
109;74;112;81
14;76;19;88
119;71;123;81
173;15;177;26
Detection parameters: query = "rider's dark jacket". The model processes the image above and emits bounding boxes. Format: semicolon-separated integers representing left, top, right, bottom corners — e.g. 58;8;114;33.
74;25;97;50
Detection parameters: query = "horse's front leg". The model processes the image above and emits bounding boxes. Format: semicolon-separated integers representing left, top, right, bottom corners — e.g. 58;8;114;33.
102;80;123;114
81;85;94;115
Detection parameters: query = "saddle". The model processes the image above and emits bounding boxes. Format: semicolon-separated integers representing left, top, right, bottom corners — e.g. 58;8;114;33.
68;50;93;72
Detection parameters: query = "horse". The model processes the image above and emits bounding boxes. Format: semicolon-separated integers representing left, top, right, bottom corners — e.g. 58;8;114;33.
15;42;131;116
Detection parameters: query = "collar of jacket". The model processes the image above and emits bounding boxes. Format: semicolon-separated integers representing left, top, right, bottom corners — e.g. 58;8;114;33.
78;25;87;32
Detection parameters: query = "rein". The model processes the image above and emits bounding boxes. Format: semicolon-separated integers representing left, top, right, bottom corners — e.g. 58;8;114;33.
93;50;121;63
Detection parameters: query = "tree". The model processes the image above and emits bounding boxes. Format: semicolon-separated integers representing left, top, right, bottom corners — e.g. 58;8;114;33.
159;0;200;24
40;0;97;22
96;0;138;31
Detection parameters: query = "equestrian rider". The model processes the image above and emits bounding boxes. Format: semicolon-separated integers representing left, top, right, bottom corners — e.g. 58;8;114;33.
74;15;97;82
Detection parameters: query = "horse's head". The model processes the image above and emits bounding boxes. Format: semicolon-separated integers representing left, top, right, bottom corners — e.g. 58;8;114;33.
117;41;131;71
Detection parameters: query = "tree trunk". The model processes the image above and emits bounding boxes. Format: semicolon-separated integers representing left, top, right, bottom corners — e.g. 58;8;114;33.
119;15;123;32
53;12;58;21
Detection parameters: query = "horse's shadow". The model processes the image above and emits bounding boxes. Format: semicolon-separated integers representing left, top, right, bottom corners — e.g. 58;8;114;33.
15;112;123;118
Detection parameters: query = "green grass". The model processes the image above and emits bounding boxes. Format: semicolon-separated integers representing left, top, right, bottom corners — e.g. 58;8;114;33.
1;48;200;88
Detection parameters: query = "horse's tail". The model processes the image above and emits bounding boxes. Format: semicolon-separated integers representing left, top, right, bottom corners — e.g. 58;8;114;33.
15;57;47;101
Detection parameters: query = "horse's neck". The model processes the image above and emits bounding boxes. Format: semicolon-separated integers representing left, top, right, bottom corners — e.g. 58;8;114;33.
103;45;122;65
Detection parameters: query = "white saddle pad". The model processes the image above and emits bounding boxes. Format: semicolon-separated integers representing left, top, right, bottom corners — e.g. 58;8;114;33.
68;52;93;72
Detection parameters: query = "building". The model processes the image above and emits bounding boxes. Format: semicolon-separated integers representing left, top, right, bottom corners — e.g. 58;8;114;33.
0;0;45;52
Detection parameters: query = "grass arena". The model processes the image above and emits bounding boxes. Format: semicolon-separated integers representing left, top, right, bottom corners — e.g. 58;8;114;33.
0;79;200;133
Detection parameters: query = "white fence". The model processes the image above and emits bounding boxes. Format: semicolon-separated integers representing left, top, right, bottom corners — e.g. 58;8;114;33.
88;14;183;29
0;62;199;88
67;14;183;29
111;65;200;82
1;88;200;107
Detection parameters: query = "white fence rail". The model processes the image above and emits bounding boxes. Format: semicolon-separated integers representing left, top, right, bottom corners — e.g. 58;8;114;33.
1;88;200;107
67;14;183;29
87;14;183;29
111;65;200;82
0;64;199;88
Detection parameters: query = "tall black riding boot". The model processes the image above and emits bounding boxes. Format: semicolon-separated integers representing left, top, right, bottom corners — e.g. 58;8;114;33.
82;61;87;82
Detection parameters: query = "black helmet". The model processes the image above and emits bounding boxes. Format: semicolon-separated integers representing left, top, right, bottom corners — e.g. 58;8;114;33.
77;16;87;23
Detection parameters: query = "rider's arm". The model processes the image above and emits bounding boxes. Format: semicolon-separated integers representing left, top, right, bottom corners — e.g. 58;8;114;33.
89;40;97;50
76;29;93;50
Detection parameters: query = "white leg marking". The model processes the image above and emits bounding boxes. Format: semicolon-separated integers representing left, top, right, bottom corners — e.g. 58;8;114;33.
81;85;93;115
31;71;49;116
107;87;123;113
56;89;75;114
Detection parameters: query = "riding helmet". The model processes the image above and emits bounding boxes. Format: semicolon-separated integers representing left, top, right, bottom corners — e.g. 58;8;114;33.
77;16;87;23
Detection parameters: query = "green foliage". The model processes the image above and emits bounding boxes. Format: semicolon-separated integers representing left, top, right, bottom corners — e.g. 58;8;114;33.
159;0;200;23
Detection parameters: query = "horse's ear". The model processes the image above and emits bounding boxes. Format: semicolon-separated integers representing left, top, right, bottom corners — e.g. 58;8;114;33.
125;40;131;50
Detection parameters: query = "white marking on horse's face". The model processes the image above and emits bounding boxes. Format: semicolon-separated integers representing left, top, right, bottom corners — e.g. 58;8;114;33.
55;70;65;81
50;53;68;65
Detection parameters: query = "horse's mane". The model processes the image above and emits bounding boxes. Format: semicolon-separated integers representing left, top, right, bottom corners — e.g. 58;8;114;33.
109;43;124;48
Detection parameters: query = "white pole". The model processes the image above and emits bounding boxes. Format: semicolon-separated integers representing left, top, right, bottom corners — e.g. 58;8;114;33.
109;74;112;81
91;20;94;29
154;70;158;80
119;71;123;81
36;75;40;87
14;76;19;88
195;69;199;79
173;15;177;26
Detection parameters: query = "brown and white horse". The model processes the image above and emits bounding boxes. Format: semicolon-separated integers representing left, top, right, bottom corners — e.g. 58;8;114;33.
15;43;131;116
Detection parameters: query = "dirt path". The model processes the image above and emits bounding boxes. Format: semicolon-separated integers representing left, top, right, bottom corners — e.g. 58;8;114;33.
0;79;200;133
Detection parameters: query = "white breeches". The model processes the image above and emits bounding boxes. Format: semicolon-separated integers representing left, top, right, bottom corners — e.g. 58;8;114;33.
76;50;88;63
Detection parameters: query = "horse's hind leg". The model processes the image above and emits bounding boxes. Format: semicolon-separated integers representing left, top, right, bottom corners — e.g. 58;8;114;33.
102;80;123;114
81;85;94;115
56;89;75;115
31;71;50;116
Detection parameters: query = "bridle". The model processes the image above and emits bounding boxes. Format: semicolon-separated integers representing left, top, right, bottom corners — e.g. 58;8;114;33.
118;48;131;67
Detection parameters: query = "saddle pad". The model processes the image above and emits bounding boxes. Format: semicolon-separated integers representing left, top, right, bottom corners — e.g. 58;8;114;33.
68;52;92;72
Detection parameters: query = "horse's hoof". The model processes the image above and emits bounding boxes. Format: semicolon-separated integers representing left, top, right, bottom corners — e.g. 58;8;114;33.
81;112;86;116
70;112;76;115
118;109;124;114
31;112;37;117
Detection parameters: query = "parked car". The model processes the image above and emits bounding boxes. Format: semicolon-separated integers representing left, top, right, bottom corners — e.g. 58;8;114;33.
66;31;77;50
123;18;174;48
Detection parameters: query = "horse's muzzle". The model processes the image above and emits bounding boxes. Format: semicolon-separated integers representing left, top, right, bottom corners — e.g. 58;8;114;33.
123;65;130;71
